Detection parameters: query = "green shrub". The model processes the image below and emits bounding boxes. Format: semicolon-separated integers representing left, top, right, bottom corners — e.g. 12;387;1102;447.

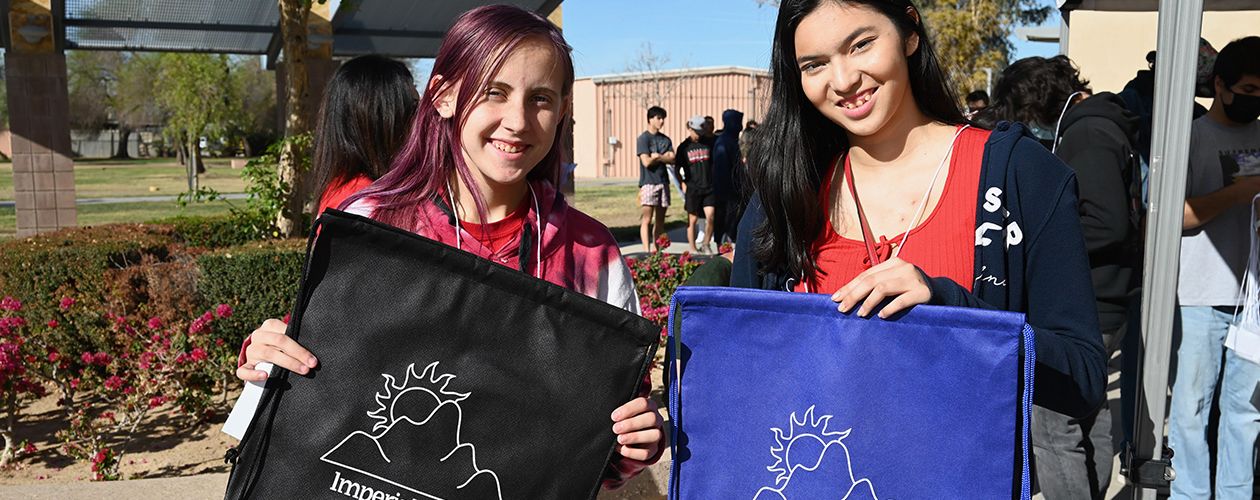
159;214;265;249
196;238;306;343
0;225;177;323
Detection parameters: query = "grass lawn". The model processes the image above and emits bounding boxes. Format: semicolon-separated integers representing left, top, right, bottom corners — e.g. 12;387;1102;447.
0;199;235;241
0;158;246;200
570;182;687;241
0;164;675;244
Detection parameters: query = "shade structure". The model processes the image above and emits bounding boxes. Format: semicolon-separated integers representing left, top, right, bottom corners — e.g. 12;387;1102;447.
1;0;563;58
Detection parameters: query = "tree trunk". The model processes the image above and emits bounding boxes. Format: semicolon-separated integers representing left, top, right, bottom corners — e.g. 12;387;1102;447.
187;138;200;193
176;142;186;166
113;127;132;159
1;392;17;467
194;140;206;175
276;0;313;237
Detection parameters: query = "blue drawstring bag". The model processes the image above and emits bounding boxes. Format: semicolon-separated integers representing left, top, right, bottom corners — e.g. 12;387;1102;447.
667;287;1034;499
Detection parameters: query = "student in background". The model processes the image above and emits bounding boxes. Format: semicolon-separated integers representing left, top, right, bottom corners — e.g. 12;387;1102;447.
1169;36;1260;500
677;115;717;253
312;55;419;215
637;106;675;253
983;55;1143;500
964;89;988;119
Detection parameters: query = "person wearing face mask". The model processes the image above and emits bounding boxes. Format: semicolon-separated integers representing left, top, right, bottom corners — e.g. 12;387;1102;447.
981;55;1143;499
1168;35;1260;500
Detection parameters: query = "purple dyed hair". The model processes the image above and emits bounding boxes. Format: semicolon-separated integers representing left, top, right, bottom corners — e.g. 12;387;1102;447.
340;4;574;231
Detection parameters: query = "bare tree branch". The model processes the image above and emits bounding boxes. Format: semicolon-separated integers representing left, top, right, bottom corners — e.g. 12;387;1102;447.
607;42;694;110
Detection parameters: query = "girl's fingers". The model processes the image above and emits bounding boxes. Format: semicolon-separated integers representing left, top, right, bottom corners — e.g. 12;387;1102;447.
617;443;659;461
878;292;919;319
836;276;875;313
611;397;655;422
855;279;895;317
253;331;318;368
613;409;660;435
617;428;662;446
248;345;313;375
235;366;268;383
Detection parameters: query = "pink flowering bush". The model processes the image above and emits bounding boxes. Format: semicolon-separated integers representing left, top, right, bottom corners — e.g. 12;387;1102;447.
627;235;704;349
55;303;237;480
0;297;48;467
0;291;240;478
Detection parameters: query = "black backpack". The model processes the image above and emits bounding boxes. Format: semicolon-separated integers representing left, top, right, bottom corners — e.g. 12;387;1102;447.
224;210;658;499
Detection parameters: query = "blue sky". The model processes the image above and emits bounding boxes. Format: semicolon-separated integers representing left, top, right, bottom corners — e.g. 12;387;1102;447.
562;0;1061;77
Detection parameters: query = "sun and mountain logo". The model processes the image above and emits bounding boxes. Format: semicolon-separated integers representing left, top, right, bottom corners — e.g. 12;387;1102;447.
320;362;503;500
753;406;878;500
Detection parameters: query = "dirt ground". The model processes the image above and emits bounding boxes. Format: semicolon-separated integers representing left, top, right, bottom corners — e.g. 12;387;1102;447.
0;389;240;485
0;357;669;490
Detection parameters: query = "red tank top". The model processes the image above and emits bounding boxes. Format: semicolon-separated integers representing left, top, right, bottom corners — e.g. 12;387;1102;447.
795;126;990;294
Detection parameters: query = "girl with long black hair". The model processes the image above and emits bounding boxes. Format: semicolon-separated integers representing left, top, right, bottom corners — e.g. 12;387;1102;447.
732;0;1106;418
311;55;419;215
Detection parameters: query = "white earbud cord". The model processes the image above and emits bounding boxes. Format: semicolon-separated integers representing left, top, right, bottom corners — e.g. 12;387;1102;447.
446;178;543;279
1051;91;1083;154
890;124;970;260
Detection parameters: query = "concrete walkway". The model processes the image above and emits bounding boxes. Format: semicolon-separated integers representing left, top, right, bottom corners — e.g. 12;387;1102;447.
0;447;672;499
618;222;717;259
0;193;249;208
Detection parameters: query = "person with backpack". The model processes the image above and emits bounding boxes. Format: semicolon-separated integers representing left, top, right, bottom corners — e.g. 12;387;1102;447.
978;54;1142;499
235;5;664;488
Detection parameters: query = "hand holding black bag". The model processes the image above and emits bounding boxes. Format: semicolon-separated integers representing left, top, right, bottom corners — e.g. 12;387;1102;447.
224;210;658;500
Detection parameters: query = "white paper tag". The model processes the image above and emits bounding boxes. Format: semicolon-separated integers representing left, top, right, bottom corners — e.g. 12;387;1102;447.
221;362;273;440
1226;323;1260;366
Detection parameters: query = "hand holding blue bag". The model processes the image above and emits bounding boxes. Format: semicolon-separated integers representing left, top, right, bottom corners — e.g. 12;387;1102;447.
668;287;1034;499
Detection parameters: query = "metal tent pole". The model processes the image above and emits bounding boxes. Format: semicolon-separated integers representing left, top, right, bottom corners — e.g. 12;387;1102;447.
1129;0;1203;497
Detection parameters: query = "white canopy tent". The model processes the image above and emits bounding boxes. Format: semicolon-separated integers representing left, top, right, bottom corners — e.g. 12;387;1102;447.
1059;1;1260;497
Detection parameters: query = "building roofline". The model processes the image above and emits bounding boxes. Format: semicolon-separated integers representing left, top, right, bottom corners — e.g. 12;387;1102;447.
578;65;770;84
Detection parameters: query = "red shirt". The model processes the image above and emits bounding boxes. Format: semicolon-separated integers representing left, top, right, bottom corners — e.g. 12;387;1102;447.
456;197;530;268
318;174;375;215
796;126;990;294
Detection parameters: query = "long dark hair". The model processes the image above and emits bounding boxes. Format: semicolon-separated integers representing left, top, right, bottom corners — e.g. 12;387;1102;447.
343;5;574;232
311;55;418;199
749;0;964;281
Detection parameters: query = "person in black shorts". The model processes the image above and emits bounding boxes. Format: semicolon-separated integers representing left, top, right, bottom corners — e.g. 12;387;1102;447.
678;115;717;253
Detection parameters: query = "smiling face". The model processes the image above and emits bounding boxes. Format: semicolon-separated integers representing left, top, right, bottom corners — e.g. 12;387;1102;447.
793;1;918;138
434;37;568;192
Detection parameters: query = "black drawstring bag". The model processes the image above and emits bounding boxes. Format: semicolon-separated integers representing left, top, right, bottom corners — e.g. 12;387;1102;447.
224;210;658;500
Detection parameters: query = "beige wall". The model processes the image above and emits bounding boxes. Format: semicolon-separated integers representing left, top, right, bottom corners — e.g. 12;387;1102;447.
1068;10;1260;95
572;70;772;179
572;79;598;178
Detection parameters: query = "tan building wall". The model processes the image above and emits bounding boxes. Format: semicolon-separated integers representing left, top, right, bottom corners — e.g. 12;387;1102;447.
1067;10;1260;95
572;67;771;179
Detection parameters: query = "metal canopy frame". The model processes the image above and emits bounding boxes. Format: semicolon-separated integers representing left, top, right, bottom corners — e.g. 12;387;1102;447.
2;0;563;59
1060;0;1260;498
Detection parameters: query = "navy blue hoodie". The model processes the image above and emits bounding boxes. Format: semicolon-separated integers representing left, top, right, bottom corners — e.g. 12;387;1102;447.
712;109;745;200
731;122;1107;418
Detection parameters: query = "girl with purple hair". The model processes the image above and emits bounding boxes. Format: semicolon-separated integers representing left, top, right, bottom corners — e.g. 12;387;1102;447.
233;5;663;488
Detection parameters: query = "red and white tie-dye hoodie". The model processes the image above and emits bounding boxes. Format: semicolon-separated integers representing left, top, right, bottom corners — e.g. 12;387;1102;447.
345;179;638;314
345;179;658;488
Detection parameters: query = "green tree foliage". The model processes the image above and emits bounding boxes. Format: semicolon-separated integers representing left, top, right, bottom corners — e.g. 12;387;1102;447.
65;52;168;158
66;51;119;131
754;0;1052;100
226;57;277;157
917;0;1051;97
0;56;9;133
154;53;236;193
